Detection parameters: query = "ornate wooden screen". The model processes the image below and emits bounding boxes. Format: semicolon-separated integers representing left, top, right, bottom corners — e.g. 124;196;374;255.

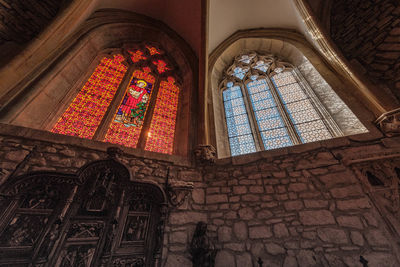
0;160;166;267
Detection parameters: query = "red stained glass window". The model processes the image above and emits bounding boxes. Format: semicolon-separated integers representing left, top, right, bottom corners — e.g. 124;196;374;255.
51;55;127;139
145;77;179;154
104;68;156;148
153;60;170;73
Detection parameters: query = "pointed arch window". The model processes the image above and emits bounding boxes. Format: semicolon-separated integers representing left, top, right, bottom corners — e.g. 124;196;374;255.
51;44;180;155
222;53;343;156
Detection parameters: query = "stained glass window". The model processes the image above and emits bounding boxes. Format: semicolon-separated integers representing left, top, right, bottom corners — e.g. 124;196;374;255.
51;44;180;155
51;55;127;138
145;77;179;154
104;68;156;148
271;72;332;143
223;83;256;156
222;53;341;156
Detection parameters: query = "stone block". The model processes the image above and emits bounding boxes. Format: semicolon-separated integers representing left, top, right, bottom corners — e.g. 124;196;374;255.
288;183;307;192
336;198;371;210
296;250;318;267
283;256;298;267
233;185;247;194
169;231;187;244
233;221;248;240
5;150;29;162
169;212;207;225
165;254;191;267
236;253;252;267
304;200;328;208
317;228;348;244
365;230;390;247
178;170;202;182
330;185;364;198
238;207;255;220
350;231;364;246
256;209;273;219
265;242;285;255
249;185;264;193
249;226;272;239
192;189;205;204
207;194;228;204
273;223;289;238
215;250;235;267
299;210;335;225
284;200;304;211
218;226;232;242
337;216;364;229
224;242;245;252
242;194;260;201
318;172;357;188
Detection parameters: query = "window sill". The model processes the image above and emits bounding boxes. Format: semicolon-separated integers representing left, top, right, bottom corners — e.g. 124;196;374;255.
0;123;191;167
216;130;384;166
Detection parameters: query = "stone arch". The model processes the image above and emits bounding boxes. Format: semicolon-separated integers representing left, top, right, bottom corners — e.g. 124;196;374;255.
0;9;198;157
208;29;370;158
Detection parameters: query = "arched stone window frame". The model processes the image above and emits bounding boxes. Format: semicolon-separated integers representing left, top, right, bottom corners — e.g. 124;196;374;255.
208;29;376;159
0;10;198;159
47;42;182;154
220;52;343;156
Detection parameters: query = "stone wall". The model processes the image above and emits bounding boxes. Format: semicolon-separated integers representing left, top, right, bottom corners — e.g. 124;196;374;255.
1;126;400;266
330;0;400;103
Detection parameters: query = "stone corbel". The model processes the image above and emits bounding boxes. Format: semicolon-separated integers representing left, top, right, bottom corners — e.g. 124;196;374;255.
375;108;400;137
165;176;193;207
194;145;217;165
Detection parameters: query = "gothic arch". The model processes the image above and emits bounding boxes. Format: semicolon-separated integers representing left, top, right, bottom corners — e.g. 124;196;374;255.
0;9;198;158
208;29;372;158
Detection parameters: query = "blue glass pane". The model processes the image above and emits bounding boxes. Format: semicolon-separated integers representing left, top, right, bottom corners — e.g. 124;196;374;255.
246;79;292;150
254;61;270;73
223;86;256;156
272;71;332;143
233;67;248;80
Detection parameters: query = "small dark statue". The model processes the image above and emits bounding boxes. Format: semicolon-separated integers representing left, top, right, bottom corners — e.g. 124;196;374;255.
189;222;217;267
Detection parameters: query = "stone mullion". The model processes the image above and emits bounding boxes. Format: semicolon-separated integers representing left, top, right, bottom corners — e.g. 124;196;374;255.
266;76;302;145
136;75;161;150
241;81;264;152
92;64;137;141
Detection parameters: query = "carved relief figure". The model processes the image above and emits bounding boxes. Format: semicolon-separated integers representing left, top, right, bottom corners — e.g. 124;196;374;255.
124;216;148;241
59;245;95;267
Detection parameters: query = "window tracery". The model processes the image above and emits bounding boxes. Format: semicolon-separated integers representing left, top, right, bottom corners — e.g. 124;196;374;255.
222;52;343;156
51;44;180;155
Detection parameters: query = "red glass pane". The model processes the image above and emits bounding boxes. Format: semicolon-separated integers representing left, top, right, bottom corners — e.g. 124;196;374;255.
104;68;156;148
153;60;169;73
51;55;127;139
129;50;146;63
145;77;179;154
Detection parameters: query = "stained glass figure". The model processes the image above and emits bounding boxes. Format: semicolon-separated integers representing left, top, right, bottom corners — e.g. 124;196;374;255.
223;84;256;156
51;55;127;139
272;71;332;143
145;77;179;154
104;68;155;148
246;79;292;150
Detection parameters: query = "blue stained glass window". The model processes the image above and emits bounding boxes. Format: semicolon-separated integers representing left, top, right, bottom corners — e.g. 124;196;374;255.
246;79;293;150
272;71;332;143
233;67;249;80
223;85;256;156
254;61;270;73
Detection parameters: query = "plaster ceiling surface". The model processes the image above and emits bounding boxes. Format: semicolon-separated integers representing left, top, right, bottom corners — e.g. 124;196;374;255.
97;0;201;56
208;0;310;53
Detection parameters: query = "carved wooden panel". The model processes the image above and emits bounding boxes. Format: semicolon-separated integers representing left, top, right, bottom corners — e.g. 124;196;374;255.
0;159;167;267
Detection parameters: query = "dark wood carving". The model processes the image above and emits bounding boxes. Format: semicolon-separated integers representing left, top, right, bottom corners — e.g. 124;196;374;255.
0;156;167;267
